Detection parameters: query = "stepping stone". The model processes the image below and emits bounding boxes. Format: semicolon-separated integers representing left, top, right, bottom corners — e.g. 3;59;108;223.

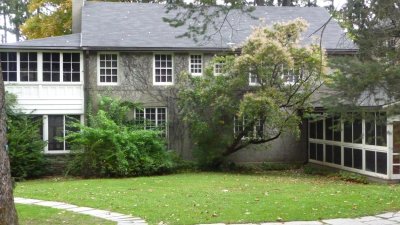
284;221;323;225
389;216;400;222
67;206;96;212
376;212;396;219
355;216;380;222
50;204;78;210
34;201;65;207
14;198;43;204
322;218;366;225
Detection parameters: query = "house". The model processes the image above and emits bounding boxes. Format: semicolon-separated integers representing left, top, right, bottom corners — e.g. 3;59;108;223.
1;0;398;181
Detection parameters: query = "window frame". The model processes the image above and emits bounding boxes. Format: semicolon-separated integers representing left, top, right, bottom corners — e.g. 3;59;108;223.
188;53;203;76
0;52;17;82
134;107;168;138
43;114;83;154
153;53;174;86
97;52;119;86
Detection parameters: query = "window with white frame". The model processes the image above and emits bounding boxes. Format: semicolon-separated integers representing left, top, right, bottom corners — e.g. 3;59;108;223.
20;52;37;82
43;53;60;82
135;107;167;137
189;54;202;75
365;112;387;146
249;73;261;85
281;67;299;84
99;53;118;83
0;52;17;82
47;115;80;152
63;53;81;82
154;54;173;84
214;62;224;75
234;116;264;139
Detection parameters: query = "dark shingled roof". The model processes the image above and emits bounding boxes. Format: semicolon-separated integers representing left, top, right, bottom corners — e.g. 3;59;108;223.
1;2;357;52
1;34;81;49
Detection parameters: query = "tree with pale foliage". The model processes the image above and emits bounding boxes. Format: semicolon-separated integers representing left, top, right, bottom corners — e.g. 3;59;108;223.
20;0;72;39
177;19;326;167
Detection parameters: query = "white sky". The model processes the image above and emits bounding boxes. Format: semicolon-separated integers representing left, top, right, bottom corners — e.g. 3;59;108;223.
0;0;348;43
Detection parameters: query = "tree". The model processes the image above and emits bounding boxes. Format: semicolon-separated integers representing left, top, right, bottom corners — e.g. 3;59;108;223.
0;0;30;42
177;19;326;167
324;0;400;111
20;0;72;39
0;59;19;224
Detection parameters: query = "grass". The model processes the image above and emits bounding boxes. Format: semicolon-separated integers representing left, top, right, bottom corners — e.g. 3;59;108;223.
15;171;400;225
17;204;116;225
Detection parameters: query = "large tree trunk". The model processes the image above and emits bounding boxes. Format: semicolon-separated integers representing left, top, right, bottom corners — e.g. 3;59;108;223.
0;61;19;224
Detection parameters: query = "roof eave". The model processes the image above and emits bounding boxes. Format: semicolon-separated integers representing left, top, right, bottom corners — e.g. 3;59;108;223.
0;46;82;50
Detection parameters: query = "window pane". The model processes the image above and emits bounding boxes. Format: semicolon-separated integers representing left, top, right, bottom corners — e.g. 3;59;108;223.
333;116;341;141
344;147;352;167
376;112;387;146
353;116;362;144
65;115;80;150
353;148;362;169
376;152;387;174
325;117;333;141
48;115;64;151
309;121;316;139
365;112;375;145
366;150;376;172
325;144;333;163
333;145;341;165
316;119;323;139
316;144;323;161
310;143;316;160
343;119;352;143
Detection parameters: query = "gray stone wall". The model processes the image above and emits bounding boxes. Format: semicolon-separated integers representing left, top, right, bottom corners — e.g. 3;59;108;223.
83;51;308;164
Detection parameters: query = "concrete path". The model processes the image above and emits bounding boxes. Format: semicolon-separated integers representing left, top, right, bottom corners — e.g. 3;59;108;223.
198;212;400;225
14;197;148;225
15;197;400;225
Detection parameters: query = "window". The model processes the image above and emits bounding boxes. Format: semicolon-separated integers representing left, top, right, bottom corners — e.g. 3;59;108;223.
365;112;387;146
0;52;17;82
134;107;167;137
309;143;323;161
343;147;362;170
309;116;323;140
249;73;261;86
99;53;118;83
20;52;37;82
325;145;341;165
63;53;81;82
154;54;173;84
234;116;264;139
366;150;387;174
189;54;202;75
282;68;299;84
325;115;341;141
214;63;224;75
43;53;60;82
47;115;80;152
343;113;362;144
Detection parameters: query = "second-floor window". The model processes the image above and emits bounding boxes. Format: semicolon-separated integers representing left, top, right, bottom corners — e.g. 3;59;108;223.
0;52;17;82
99;53;118;84
154;54;173;84
20;52;37;82
189;54;202;76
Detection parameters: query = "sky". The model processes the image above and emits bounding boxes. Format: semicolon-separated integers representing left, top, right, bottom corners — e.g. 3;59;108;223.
0;0;348;43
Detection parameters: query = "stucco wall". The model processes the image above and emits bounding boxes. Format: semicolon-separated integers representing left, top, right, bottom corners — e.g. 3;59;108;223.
84;51;308;164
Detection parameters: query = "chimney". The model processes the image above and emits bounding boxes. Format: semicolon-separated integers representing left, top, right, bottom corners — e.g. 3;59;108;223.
72;0;84;33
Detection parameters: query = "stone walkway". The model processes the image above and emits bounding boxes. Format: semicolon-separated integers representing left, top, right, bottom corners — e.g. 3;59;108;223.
199;212;400;225
15;197;400;225
14;197;147;225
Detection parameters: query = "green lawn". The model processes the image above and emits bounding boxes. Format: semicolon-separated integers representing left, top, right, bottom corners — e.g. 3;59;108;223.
17;204;116;225
15;172;400;225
